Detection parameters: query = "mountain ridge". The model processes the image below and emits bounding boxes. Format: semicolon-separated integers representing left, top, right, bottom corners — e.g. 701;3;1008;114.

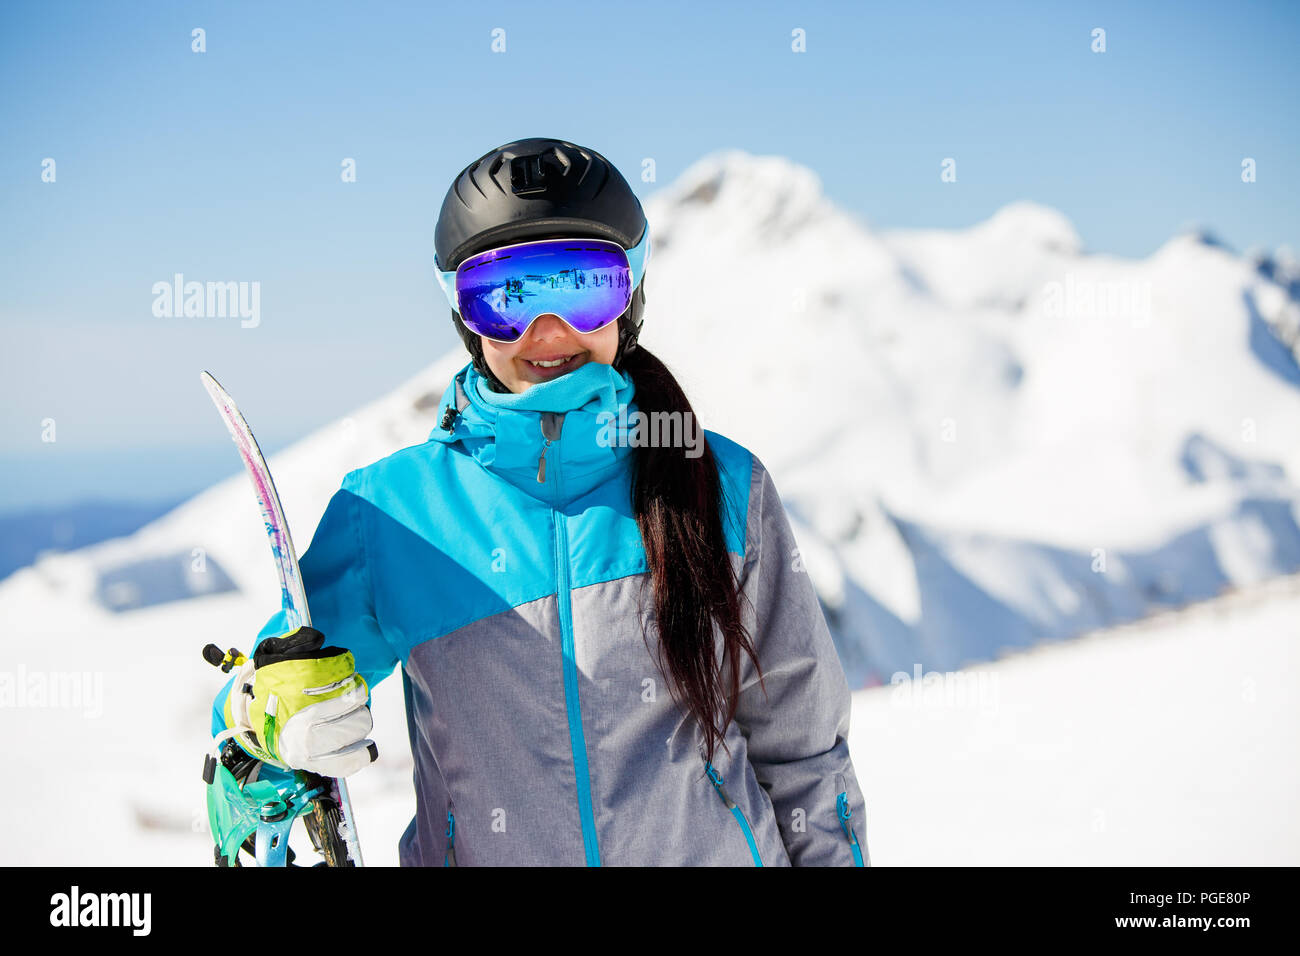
5;149;1300;687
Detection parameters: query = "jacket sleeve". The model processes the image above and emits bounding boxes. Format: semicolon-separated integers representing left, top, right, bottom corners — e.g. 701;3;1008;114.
209;468;400;741
731;454;870;866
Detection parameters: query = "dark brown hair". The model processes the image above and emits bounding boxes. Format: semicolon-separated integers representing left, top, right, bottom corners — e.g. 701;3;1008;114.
622;345;766;765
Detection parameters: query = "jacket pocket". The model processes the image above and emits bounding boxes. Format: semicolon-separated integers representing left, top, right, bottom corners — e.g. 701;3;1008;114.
444;798;458;867
834;772;865;867
703;758;764;867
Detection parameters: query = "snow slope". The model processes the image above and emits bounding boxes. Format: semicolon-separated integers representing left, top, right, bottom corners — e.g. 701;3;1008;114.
2;559;1294;865
857;570;1300;865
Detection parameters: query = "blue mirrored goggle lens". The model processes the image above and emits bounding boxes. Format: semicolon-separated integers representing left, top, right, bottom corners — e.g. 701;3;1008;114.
455;239;632;343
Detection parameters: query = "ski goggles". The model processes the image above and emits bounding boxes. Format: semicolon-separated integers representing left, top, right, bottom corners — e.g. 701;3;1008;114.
435;230;651;343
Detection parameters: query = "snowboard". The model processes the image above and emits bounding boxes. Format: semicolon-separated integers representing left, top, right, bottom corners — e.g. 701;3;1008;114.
200;370;365;867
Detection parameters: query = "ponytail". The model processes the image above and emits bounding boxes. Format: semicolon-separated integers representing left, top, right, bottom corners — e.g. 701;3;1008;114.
622;345;766;765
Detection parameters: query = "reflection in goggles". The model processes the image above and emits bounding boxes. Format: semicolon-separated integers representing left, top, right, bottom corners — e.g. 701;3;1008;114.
467;267;630;316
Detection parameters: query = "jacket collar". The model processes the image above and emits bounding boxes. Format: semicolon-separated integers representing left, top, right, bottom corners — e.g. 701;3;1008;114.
428;360;639;503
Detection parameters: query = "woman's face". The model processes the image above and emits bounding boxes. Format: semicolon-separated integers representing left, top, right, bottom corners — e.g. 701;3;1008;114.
482;313;620;393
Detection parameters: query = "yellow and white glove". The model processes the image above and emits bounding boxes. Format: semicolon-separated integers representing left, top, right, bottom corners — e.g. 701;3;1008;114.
222;626;378;777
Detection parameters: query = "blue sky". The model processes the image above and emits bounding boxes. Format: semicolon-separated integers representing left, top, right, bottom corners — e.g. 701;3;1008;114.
2;0;1297;510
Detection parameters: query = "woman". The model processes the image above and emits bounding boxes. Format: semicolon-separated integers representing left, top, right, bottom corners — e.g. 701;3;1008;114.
212;137;869;867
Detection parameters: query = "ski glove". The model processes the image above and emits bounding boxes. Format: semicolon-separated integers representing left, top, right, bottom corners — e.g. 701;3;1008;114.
222;626;378;777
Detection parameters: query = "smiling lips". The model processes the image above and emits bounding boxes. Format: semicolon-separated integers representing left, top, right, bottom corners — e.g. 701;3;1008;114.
526;355;576;368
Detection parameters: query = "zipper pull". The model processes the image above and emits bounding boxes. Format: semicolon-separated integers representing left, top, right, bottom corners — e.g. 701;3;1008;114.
537;438;551;483
537;412;563;483
444;809;457;867
704;761;737;810
837;790;863;855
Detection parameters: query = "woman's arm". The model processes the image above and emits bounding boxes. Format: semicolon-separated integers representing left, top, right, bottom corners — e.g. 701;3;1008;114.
731;455;870;866
209;469;400;741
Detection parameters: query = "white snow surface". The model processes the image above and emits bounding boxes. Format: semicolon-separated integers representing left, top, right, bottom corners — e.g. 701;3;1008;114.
2;563;1295;865
2;148;1299;863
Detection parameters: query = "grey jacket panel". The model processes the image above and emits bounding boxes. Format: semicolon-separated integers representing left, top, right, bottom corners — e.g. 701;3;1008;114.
569;573;793;866
395;454;869;867
399;592;587;867
732;459;871;866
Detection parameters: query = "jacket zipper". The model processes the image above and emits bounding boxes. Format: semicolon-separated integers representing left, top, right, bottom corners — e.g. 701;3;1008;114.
540;413;602;866
704;759;763;866
835;773;865;866
537;436;551;482
444;800;457;867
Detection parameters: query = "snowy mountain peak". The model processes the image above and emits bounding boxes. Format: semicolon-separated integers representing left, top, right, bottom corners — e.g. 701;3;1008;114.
969;200;1083;255
648;149;831;242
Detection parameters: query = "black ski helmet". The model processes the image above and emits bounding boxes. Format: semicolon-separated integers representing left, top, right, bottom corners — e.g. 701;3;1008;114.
434;137;649;392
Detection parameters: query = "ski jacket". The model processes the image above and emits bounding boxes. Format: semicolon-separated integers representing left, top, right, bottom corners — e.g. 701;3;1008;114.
212;359;869;866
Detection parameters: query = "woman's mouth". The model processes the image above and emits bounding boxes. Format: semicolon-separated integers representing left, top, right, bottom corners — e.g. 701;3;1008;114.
522;353;582;377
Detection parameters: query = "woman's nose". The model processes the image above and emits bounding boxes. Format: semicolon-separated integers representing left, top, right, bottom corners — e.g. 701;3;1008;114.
526;313;569;340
